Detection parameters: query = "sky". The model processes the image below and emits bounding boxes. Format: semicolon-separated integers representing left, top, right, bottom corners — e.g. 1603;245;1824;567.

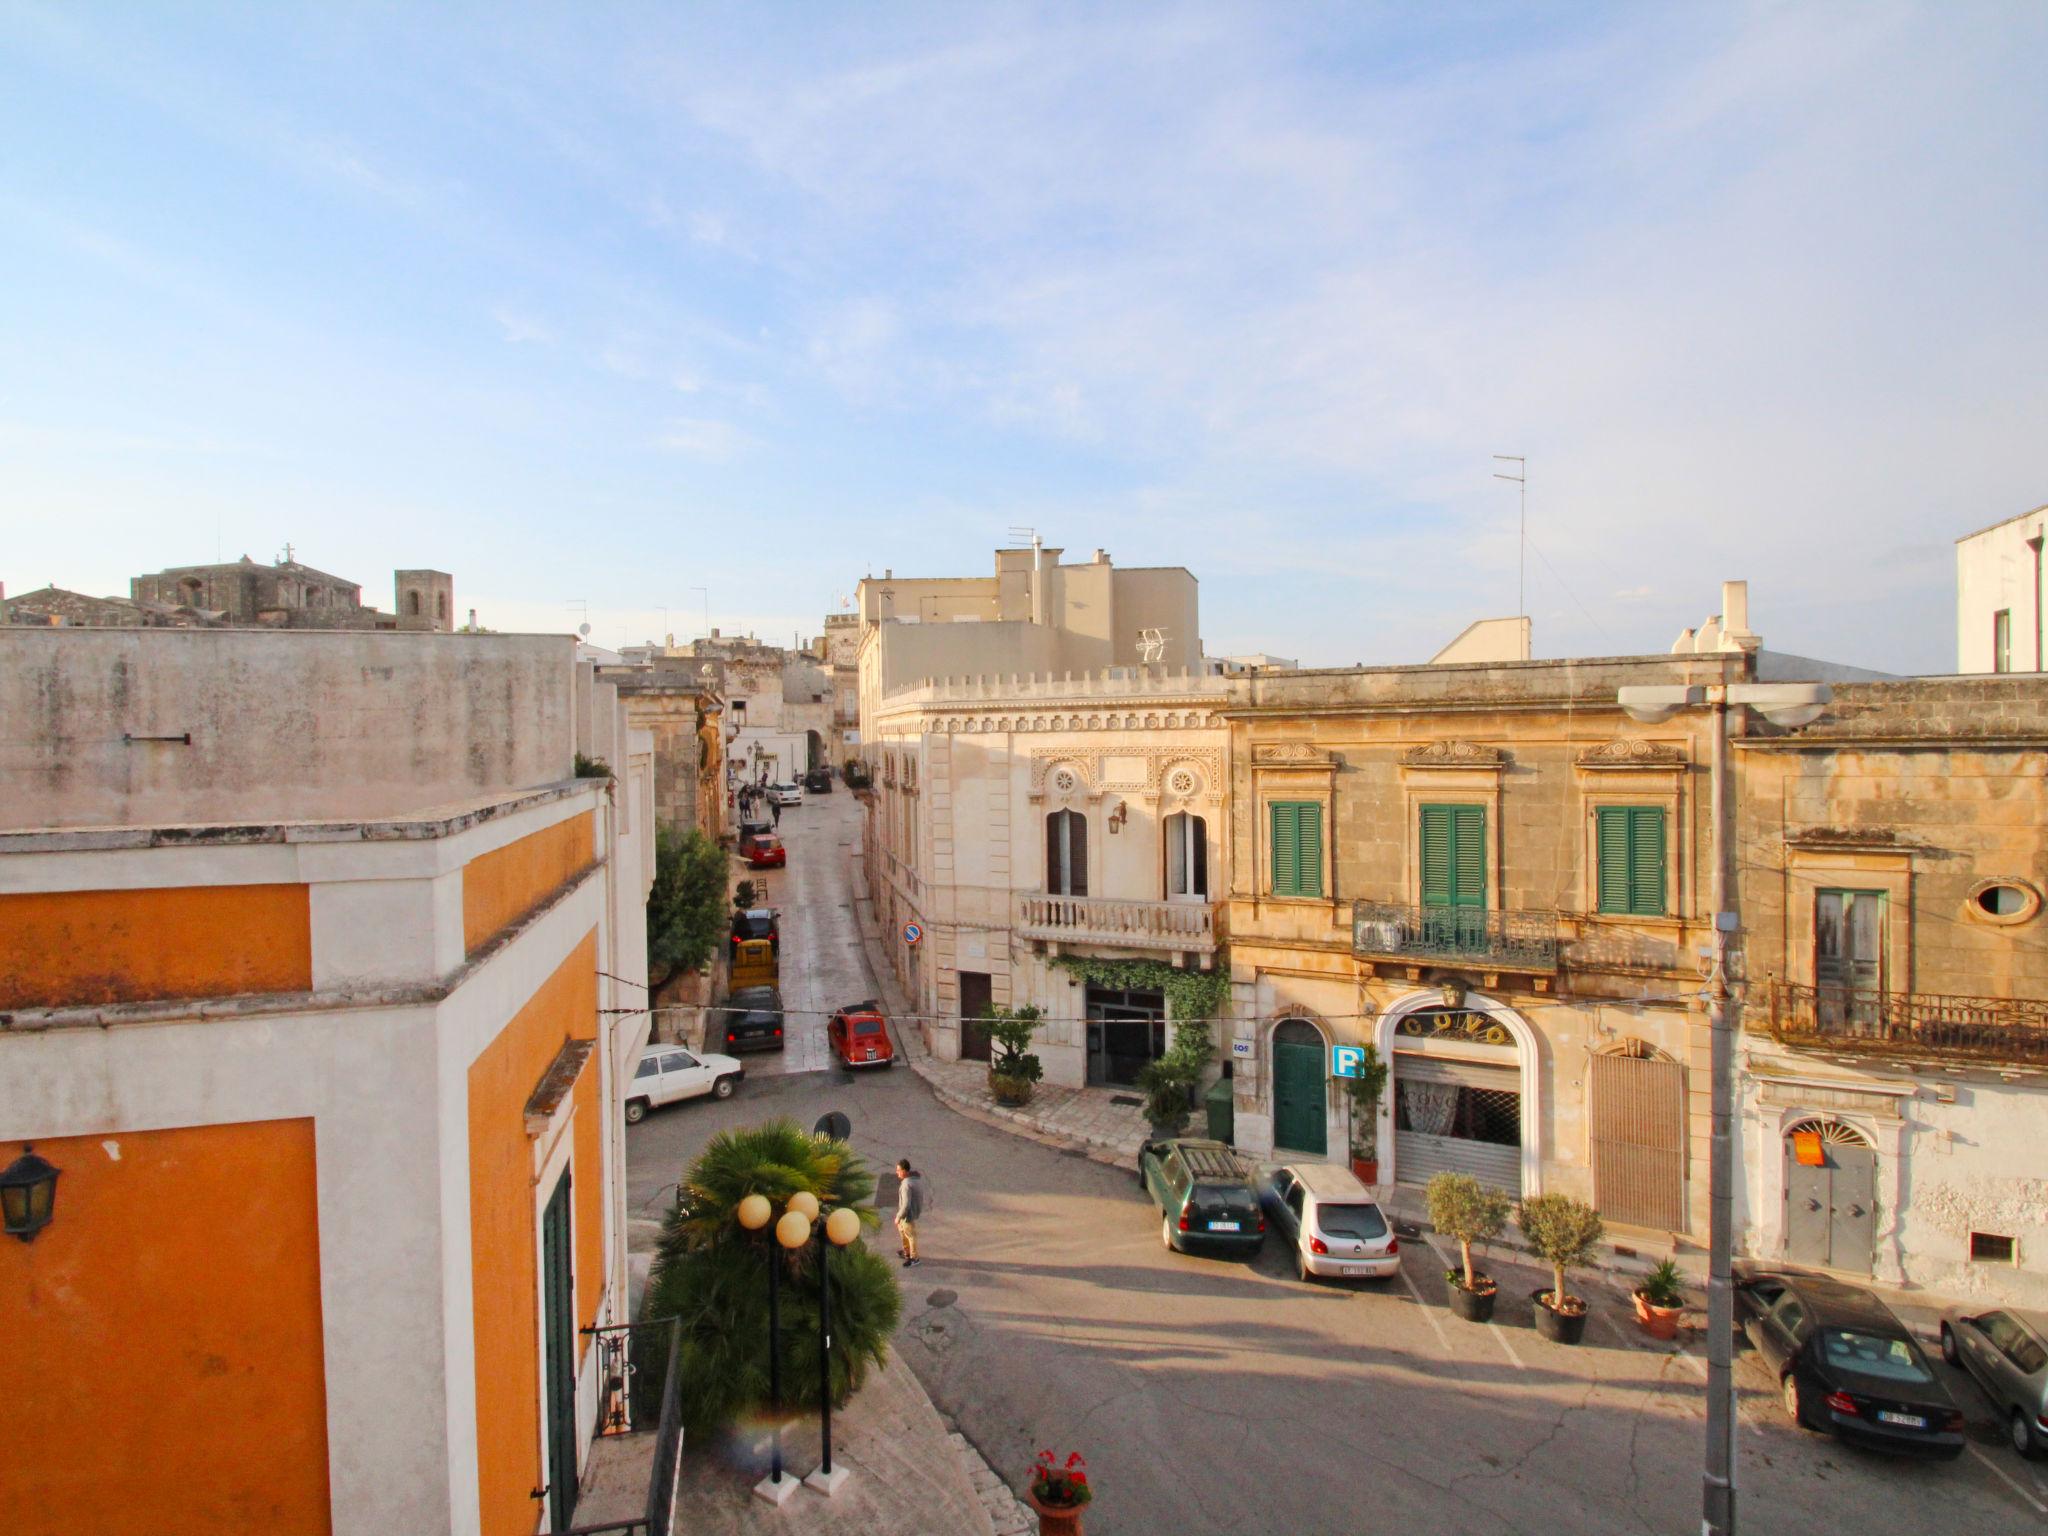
3;2;2044;673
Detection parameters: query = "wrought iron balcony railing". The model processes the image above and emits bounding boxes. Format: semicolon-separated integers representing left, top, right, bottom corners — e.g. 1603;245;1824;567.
563;1317;684;1536
1351;900;1560;972
1763;980;2048;1066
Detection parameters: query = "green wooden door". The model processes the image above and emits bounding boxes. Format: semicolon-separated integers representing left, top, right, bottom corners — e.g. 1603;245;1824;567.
1272;1022;1327;1155
542;1174;578;1533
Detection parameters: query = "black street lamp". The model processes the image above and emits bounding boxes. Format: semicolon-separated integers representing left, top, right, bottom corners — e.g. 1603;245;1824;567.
1;1146;60;1242
804;1206;862;1496
739;1190;820;1507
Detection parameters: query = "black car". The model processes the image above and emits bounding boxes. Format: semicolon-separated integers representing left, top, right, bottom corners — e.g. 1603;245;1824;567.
729;908;780;952
1737;1269;1964;1458
804;768;833;794
1138;1138;1266;1257
718;985;785;1053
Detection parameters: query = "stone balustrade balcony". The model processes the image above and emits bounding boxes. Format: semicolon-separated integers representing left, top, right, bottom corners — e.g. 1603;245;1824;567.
1017;892;1219;958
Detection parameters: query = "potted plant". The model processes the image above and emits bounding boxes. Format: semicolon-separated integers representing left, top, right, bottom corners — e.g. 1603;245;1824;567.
1343;1045;1389;1184
1517;1192;1605;1345
1632;1258;1686;1340
1025;1448;1092;1535
1136;1059;1193;1136
1426;1172;1510;1323
985;1005;1045;1107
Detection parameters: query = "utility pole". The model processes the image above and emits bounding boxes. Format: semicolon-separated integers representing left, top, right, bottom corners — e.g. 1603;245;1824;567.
1492;455;1526;616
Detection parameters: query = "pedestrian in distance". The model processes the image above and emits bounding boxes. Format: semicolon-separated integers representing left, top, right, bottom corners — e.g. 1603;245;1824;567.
770;797;782;828
895;1158;925;1267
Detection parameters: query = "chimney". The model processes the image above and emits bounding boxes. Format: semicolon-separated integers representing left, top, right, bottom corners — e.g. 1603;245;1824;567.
1093;549;1108;564
467;607;477;629
1030;534;1047;626
1719;579;1760;652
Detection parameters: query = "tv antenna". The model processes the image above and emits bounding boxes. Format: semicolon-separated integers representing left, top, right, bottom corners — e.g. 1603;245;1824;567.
1492;456;1526;616
1137;627;1169;663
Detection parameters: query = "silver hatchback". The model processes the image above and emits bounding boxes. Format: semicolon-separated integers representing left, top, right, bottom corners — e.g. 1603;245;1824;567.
1941;1306;2048;1459
1259;1162;1399;1282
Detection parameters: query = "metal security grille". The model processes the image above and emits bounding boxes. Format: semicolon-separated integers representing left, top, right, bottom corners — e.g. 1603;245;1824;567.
1590;1049;1686;1230
1395;1065;1521;1193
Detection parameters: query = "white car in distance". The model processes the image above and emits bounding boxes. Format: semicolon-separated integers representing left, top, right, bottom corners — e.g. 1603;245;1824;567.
766;782;804;806
1260;1162;1400;1281
625;1045;744;1124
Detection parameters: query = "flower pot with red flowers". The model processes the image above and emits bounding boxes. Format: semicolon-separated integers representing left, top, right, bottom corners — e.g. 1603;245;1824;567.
1343;1045;1389;1187
1632;1259;1686;1341
1026;1449;1093;1535
1517;1192;1605;1346
1426;1171;1510;1323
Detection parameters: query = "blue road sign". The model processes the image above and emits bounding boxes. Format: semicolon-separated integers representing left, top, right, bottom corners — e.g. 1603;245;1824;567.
1331;1044;1366;1079
902;921;924;947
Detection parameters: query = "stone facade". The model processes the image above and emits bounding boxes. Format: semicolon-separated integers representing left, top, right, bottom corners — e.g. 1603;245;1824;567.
1733;675;2048;1302
2;586;154;627
599;665;727;845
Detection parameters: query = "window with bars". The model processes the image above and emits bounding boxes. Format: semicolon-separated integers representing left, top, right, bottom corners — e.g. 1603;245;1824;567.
1419;804;1486;910
1268;801;1323;898
1596;805;1667;916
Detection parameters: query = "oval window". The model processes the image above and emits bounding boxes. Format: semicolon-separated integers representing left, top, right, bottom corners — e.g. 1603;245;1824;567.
1967;879;2041;925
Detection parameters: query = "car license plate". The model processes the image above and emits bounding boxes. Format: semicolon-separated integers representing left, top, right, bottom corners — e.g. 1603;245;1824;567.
1208;1220;1240;1232
1341;1264;1371;1276
1876;1411;1926;1428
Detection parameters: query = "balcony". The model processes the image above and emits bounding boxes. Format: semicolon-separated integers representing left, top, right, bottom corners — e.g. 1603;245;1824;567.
1351;900;1560;974
1762;980;2048;1067
563;1319;684;1535
1017;893;1219;958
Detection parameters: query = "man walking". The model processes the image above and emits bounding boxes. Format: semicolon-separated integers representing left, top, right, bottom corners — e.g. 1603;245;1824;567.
894;1159;925;1267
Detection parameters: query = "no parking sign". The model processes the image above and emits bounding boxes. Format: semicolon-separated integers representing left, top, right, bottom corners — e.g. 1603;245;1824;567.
902;921;924;947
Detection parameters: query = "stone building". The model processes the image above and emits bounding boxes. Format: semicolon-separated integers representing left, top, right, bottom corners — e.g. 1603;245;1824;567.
124;553;453;631
857;546;1221;1083
1219;652;1739;1240
1957;502;2046;673
2;585;156;627
0;626;660;1534
598;660;728;845
1733;675;2048;1302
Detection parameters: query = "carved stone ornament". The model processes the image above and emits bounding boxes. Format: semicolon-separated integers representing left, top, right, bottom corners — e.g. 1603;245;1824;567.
1576;739;1685;768
1254;743;1332;764
1401;740;1506;768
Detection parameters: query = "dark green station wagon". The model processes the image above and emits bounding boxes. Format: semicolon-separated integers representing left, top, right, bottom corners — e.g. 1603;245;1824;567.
1140;1138;1266;1257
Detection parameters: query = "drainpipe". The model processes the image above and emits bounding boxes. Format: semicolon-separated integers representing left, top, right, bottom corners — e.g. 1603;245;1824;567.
2029;533;2044;672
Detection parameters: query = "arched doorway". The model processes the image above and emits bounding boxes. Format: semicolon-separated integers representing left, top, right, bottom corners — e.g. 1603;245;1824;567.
1783;1118;1876;1274
1590;1039;1686;1230
1272;1019;1327;1156
1386;1004;1525;1196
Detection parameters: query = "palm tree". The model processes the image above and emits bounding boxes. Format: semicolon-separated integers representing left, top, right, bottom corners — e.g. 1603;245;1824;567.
644;1120;902;1444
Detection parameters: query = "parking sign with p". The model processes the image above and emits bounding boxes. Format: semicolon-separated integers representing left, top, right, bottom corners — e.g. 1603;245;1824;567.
1331;1044;1366;1079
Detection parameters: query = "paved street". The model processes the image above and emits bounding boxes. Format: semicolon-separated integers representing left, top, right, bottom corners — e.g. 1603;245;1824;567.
625;795;2048;1536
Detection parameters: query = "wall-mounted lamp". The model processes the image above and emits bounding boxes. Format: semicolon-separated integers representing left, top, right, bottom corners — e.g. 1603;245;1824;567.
1438;978;1468;1011
1;1145;60;1242
1107;800;1128;834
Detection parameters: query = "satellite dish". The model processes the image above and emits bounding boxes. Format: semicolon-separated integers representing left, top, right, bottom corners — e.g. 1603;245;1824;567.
813;1111;852;1143
578;622;591;637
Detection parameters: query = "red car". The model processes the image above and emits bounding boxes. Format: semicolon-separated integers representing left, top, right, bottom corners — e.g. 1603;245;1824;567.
828;1002;895;1069
741;830;785;869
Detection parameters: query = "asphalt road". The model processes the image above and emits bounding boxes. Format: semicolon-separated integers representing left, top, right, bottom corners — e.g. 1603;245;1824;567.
626;793;2048;1535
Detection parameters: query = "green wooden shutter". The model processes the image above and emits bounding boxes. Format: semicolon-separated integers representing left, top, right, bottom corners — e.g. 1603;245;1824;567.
1597;806;1666;916
1421;805;1485;909
1270;802;1299;895
1269;802;1322;897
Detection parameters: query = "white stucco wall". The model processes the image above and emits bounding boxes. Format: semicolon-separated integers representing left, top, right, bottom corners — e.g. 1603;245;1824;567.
1956;508;2046;673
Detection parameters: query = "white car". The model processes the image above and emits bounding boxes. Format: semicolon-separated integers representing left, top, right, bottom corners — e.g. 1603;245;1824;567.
766;782;803;807
624;1045;744;1124
1259;1162;1400;1281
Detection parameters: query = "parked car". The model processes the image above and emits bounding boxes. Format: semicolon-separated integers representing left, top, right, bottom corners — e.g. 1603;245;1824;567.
1259;1163;1398;1282
828;1001;895;1069
1941;1305;2048;1459
1737;1269;1964;1458
730;908;780;951
624;1045;744;1124
1138;1138;1266;1258
804;768;833;794
718;986;785;1053
741;829;786;868
766;782;803;807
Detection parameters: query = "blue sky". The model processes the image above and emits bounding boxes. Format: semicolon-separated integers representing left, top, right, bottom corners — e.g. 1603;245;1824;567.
4;3;2043;671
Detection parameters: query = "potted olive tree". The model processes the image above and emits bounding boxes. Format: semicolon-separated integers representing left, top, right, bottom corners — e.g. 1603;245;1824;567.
1633;1258;1686;1340
1343;1045;1389;1184
1135;1020;1216;1138
985;1005;1045;1107
1517;1192;1605;1344
1426;1172;1510;1323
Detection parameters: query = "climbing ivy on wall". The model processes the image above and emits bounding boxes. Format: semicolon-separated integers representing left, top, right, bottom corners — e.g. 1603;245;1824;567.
1046;952;1233;1024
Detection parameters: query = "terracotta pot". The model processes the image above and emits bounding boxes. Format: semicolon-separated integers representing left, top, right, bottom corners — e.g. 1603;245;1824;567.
1634;1290;1682;1340
1533;1290;1589;1344
1026;1489;1087;1535
1350;1156;1379;1185
1446;1275;1497;1322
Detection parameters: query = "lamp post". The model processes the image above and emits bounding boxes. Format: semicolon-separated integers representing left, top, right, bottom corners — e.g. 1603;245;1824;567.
805;1205;864;1497
739;1192;808;1506
1616;679;1830;1536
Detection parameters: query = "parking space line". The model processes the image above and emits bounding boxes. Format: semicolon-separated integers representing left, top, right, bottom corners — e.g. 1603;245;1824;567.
1970;1446;2048;1516
1396;1263;1456;1353
1487;1319;1526;1369
1416;1232;1525;1370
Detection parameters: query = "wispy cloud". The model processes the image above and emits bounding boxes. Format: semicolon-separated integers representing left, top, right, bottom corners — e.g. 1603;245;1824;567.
658;416;759;461
492;307;552;345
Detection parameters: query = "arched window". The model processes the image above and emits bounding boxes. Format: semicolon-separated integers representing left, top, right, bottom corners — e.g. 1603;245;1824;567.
407;591;421;616
1165;811;1207;899
436;592;447;620
1046;809;1088;896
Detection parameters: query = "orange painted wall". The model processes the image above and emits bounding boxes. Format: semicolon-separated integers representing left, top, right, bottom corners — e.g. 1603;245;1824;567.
0;884;312;1009
463;811;596;955
574;1042;605;1343
469;929;598;1536
0;1118;331;1536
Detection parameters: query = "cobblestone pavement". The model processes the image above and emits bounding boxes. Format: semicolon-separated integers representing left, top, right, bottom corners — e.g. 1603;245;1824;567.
949;1431;1034;1536
914;1054;1150;1165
